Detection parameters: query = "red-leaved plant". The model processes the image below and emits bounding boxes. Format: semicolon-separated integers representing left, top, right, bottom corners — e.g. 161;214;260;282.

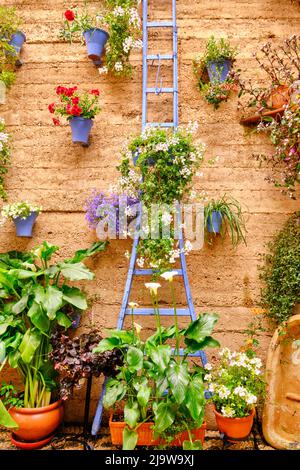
48;86;101;125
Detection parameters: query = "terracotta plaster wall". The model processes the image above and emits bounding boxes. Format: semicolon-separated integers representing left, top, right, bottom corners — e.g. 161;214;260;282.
0;0;299;424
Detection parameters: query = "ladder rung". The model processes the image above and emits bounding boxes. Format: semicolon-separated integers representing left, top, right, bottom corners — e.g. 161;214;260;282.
172;348;205;357
147;21;174;28
146;87;174;93
146;122;175;128
134;269;182;276
147;54;174;60
126;308;191;316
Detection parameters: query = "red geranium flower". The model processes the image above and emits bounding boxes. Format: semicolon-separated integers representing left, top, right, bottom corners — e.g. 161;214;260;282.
71;96;79;105
90;89;100;96
53;118;60;126
71;105;83;116
64;10;75;22
48;103;55;114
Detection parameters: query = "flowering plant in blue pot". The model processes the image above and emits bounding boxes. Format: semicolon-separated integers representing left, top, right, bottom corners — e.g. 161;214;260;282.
1;201;41;237
0;6;24;86
204;195;246;247
49;86;101;146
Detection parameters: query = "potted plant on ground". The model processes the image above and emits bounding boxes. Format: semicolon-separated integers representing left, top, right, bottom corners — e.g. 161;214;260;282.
0;118;11;201
60;2;142;74
0;241;107;448
93;276;220;450
1;201;41;237
48;86;101;146
238;35;299;125
204;195;246;247
0;6;25;83
204;347;265;441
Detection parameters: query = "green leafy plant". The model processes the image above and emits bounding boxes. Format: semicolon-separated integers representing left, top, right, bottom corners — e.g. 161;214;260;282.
204;347;265;418
204;195;246;247
0;241;107;428
94;276;220;450
197;75;239;109
49;86;101;125
260;212;300;324
200;36;237;65
60;1;142;77
0;118;11;200
0;382;24;409
1;201;41;221
0;6;22;88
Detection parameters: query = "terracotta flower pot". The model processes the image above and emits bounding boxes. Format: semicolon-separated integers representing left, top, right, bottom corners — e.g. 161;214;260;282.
109;413;160;446
169;422;207;447
9;400;64;443
267;84;290;109
213;406;255;441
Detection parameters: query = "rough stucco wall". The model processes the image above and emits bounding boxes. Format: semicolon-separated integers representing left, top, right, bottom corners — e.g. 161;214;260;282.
0;0;299;425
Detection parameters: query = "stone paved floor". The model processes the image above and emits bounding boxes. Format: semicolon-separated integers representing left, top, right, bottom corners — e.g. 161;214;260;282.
0;426;274;451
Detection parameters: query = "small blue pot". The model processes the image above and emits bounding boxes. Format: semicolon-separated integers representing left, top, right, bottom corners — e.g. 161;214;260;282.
9;31;26;55
83;28;109;62
206;211;223;234
13;211;38;237
207;59;232;83
70;117;93;146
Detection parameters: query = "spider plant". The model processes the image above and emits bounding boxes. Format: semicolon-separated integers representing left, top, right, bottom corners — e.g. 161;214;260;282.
204;196;246;247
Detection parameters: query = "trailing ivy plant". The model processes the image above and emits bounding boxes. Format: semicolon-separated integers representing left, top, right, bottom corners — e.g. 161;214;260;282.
0;241;107;427
0;6;22;88
0;117;11;200
260;212;300;324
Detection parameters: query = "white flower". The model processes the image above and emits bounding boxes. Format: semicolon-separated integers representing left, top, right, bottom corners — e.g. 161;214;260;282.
114;62;123;72
124;250;130;259
233;386;247;398
204;363;212;371
128;302;139;309
134;322;142;334
145;282;161;295
136;257;144;268
155;142;169;152
0;141;3;152
184;240;193;252
221;406;235;418
161;212;173;225
160;271;178;282
204;374;212;381
208;383;215;393
245;394;257;405
123;36;134;53
217;385;230;399
113;6;125;17
0;132;8;142
98;66;108;75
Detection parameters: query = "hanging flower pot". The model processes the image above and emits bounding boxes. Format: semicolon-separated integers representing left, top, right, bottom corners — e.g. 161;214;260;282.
9;400;64;450
206;211;223;233
213;406;255;441
70;117;93;146
13;211;38;237
206;59;232;84
83;28;109;63
9;31;26;55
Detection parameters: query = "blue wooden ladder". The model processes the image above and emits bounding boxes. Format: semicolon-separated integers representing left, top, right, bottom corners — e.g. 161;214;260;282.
91;0;207;437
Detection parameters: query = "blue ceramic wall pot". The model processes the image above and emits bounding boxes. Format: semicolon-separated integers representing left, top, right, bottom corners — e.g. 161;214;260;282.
206;211;223;234
83;28;109;63
13;212;38;237
9;31;26;55
70;117;93;146
207;59;231;83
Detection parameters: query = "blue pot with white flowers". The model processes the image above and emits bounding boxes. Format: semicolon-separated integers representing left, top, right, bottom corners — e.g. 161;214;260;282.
206;211;223;234
83;28;109;63
13;212;38;237
206;59;232;84
70;117;94;146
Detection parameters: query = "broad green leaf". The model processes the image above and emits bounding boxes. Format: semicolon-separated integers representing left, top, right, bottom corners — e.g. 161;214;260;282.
59;262;94;281
104;329;135;344
0;400;18;429
93;337;120;354
8;350;21;368
137;384;151;407
124;401;140;428
184;336;220;353
122;426;138;450
0;270;16;292
38;361;58;390
19;329;41;363
185;378;205;420
3;332;22;353
154;402;175;434
0;289;9;299
12;295;28;314
148;344;171;373
27;302;50;333
8;269;40;280
56;311;72;329
43;286;63;319
62;285;87;310
0;341;6;363
39;242;59;262
0;317;14;336
167;362;189;404
183;440;202;450
126;346;143;372
103;379;126;408
66;242;107;263
185;313;219;341
146;325;176;346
